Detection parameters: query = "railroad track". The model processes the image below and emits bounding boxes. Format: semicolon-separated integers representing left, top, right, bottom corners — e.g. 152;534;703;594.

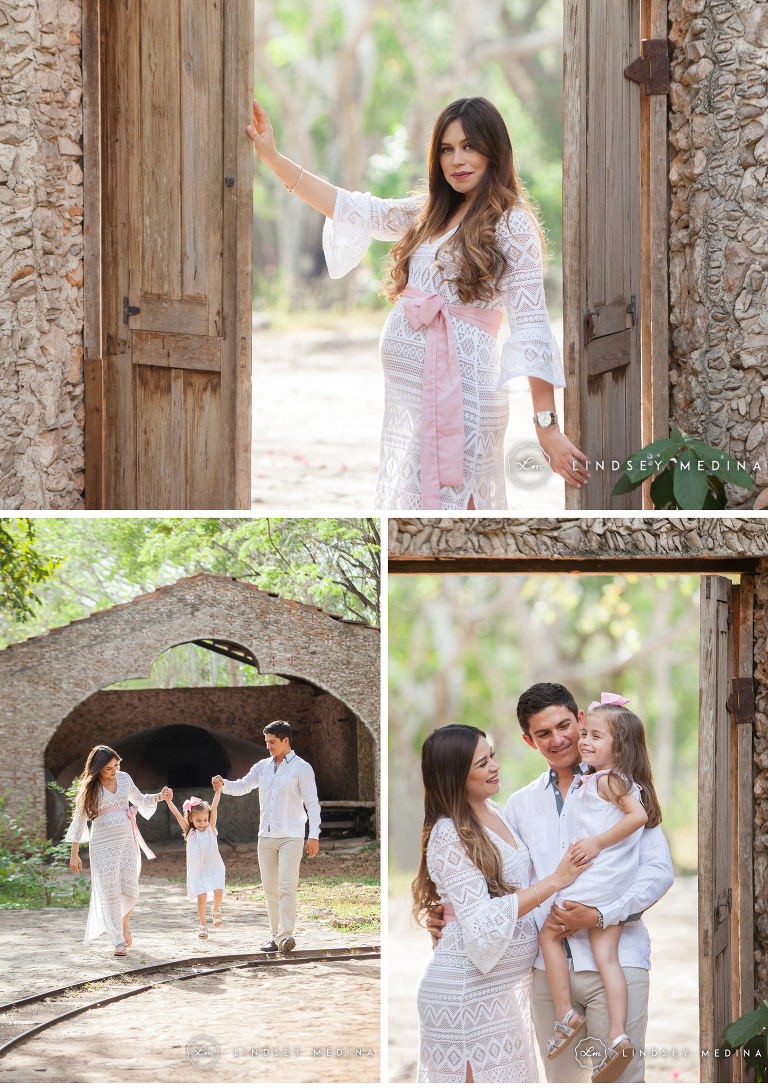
0;944;380;1059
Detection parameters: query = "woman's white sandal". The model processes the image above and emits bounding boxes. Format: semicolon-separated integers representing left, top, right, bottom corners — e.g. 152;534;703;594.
123;927;132;948
547;1009;587;1059
114;942;128;956
198;925;208;939
591;1035;635;1083
212;909;223;928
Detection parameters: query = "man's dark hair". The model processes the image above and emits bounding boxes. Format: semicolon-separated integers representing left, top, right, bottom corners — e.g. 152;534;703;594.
263;720;292;743
516;683;578;738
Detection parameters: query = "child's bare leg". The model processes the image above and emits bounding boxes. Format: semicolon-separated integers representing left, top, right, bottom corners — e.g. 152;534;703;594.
589;924;627;1042
196;893;207;926
213;888;224;912
539;924;578;1037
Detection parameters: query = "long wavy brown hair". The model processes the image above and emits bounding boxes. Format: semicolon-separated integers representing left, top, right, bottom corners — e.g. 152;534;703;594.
74;745;121;822
383;97;546;306
585;705;662;828
412;724;516;923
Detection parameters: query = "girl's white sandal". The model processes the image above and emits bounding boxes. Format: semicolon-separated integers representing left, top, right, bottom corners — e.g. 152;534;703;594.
547;1009;587;1059
198;925;208;939
212;909;223;928
591;1035;636;1083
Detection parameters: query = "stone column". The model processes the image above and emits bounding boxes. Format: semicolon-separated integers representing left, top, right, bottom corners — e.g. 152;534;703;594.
667;0;768;507
0;0;85;509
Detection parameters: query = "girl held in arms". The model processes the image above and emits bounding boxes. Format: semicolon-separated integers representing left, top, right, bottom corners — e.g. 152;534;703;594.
165;789;226;939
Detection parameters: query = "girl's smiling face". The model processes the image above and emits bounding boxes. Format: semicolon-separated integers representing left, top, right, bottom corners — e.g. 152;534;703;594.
579;714;616;770
464;736;500;804
439;120;490;196
98;758;119;782
190;811;210;831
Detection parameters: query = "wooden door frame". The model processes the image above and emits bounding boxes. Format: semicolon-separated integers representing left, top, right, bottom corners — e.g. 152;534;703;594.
391;554;757;1081
80;0;253;511
562;0;670;511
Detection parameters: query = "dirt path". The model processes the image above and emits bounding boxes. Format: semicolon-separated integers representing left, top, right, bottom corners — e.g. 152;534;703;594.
388;876;698;1083
0;960;380;1082
250;315;565;510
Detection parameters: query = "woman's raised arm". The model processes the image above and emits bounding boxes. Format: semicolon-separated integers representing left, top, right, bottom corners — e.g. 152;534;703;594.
247;99;337;219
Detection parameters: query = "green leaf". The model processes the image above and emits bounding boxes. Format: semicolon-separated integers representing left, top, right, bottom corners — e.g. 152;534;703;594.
723;1002;768;1048
673;452;709;509
622;437;682;483
685;441;755;490
649;465;676;509
612;473;642;496
703;476;727;509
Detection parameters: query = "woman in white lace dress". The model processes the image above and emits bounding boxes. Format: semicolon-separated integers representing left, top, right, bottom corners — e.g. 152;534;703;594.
412;724;591;1082
246;95;590;510
66;746;169;956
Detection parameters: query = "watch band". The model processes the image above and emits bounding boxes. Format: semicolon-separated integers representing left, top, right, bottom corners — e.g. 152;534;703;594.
533;411;558;429
596;908;604;929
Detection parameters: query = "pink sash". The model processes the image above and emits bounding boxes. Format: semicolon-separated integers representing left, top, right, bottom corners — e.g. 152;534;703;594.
401;285;503;510
98;805;156;871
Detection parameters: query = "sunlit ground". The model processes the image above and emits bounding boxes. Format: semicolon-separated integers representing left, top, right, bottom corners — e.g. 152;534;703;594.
250;312;565;511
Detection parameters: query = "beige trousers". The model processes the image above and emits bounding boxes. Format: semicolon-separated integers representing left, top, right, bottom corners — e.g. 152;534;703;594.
532;965;650;1083
257;836;304;942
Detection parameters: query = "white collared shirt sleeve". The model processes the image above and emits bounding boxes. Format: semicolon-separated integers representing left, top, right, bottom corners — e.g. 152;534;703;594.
299;763;322;840
597;823;674;927
221;763;262;797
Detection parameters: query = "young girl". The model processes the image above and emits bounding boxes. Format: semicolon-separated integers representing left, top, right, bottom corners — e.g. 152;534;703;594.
165;791;226;939
538;694;662;1084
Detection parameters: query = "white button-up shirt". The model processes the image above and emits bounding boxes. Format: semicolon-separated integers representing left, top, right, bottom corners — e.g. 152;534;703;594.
504;765;674;972
221;751;321;840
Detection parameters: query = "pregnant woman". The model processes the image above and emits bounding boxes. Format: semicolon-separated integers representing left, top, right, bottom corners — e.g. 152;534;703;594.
66;745;170;956
246;95;590;511
412;724;591;1082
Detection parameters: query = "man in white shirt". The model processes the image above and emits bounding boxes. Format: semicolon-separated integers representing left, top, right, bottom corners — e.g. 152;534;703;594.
429;682;674;1082
212;720;321;953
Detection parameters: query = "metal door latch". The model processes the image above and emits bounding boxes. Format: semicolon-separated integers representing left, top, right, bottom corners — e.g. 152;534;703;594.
123;297;140;323
726;677;755;722
716;888;732;925
624;39;671;96
626;296;637;324
224;177;235;186
584;310;598;347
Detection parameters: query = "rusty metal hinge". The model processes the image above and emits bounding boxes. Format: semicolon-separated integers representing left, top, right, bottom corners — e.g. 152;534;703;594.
726;677;755;722
716;888;732;925
123;297;140;324
626;296;637;324
584;311;598;347
624;39;671;96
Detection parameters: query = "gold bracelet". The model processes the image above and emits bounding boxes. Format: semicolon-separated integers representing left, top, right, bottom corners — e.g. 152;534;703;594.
285;166;304;193
534;883;541;907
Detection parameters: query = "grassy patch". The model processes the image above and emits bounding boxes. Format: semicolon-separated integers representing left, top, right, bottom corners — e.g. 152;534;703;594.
0;885;91;911
228;874;380;934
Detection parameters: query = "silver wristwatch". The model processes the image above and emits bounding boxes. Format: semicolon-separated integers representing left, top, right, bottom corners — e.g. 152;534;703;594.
533;411;558;429
596;908;604;929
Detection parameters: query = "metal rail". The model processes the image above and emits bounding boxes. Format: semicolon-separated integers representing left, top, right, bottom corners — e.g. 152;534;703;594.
0;945;380;1059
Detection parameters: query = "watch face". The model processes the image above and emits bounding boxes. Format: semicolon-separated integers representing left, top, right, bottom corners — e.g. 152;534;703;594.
536;411;552;427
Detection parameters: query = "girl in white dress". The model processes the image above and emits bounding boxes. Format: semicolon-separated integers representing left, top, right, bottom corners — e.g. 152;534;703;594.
538;695;662;1083
66;745;170;956
245;96;591;511
412;724;593;1083
166;791;226;939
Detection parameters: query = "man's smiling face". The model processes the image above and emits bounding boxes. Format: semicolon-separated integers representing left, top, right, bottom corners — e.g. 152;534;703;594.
522;703;584;770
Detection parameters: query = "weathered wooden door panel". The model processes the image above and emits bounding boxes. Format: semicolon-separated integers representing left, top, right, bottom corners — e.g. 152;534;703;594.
563;0;642;510
100;0;251;510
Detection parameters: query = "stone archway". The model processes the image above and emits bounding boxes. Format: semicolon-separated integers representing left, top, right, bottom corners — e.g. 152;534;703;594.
0;572;380;827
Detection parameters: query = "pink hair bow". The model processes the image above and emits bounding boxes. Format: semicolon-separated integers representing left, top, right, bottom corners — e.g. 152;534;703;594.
587;692;631;713
182;796;202;812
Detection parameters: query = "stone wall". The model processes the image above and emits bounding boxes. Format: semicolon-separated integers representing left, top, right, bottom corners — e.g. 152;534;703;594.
0;0;85;509
667;0;768;506
389;516;765;1004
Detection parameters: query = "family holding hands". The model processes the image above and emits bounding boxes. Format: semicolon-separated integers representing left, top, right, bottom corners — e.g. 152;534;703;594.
66;720;321;958
413;682;673;1084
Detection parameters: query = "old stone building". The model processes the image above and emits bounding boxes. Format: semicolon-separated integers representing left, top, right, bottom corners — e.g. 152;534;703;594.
0;571;380;835
389;515;766;1077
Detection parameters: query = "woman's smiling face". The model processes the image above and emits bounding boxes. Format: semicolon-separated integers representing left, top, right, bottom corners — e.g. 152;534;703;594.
464;736;500;803
439;120;490;196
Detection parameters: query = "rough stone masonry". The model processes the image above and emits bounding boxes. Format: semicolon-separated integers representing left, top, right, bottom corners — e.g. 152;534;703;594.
668;0;768;507
0;0;84;510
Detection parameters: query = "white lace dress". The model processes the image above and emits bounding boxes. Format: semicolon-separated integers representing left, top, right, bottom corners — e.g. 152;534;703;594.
323;188;564;510
416;806;540;1083
186;825;226;902
64;771;159;946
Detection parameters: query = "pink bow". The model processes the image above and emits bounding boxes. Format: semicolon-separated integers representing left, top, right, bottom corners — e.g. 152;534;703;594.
183;796;202;812
587;692;632;713
401;285;503;510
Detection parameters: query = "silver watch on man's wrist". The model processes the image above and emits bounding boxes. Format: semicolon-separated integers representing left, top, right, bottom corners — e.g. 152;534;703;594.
533;411;558;429
596;908;604;928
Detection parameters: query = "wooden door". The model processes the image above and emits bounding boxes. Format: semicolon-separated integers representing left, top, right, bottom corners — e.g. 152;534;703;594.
699;575;754;1082
563;0;642;509
97;0;252;510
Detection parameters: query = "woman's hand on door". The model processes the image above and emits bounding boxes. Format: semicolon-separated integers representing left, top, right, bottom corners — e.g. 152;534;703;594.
247;100;279;165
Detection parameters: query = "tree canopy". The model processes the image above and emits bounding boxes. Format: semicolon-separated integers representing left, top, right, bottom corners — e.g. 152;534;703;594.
0;519;60;623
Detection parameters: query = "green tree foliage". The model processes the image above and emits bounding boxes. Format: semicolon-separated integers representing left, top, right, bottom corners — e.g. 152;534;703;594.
0;518;60;622
389;572;702;875
0;518;380;653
